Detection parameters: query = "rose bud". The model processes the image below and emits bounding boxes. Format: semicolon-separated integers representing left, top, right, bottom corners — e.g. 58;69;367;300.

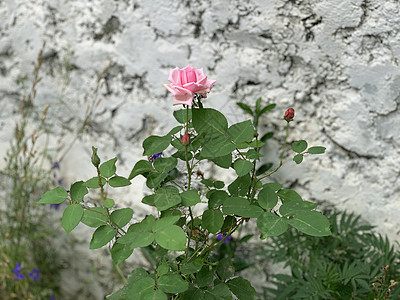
182;133;190;146
284;108;295;122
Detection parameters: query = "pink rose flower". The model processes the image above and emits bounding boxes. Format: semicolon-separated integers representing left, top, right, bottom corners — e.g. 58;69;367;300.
182;133;190;145
284;108;295;122
164;65;216;106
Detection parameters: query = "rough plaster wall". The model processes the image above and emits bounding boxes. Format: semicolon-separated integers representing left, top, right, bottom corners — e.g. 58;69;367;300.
1;0;400;298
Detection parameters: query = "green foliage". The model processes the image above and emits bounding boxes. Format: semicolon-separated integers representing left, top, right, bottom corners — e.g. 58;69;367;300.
262;210;400;299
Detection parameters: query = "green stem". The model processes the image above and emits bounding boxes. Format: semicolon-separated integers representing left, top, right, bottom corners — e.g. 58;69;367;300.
106;247;128;285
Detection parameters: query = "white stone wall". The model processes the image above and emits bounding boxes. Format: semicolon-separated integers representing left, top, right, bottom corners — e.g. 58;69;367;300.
1;0;400;298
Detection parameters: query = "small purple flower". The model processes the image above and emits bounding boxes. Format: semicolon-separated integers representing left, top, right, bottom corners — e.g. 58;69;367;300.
50;203;61;210
149;152;162;163
13;263;24;280
51;162;60;170
50;295;55;300
28;267;40;281
217;233;232;244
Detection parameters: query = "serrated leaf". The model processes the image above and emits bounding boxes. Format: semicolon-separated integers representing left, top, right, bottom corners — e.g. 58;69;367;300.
70;181;88;203
216;258;235;281
81;207;108;227
258;186;278;210
158;274;189;293
84;176;107;188
202;209;224;234
227;120;254;144
173;109;192;124
227;277;258;300
128;160;153;180
154;186;181;211
293;154;303;164
155;225;186;251
62;204;84;233
89;225;117;249
37;187;68;204
288;210;331;236
233;159;254;177
111;208;133;228
308;146;326;154
109;176;131;187
142;135;171;156
222;197;263;218
291;140;308;153
257;212;288;237
192;108;228;135
154;157;178;173
99;157;117;178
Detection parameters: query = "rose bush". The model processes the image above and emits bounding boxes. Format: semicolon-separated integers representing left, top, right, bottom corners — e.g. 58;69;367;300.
163;65;216;106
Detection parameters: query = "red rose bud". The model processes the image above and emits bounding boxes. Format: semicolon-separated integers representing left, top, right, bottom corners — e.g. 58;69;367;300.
182;133;190;146
284;108;295;122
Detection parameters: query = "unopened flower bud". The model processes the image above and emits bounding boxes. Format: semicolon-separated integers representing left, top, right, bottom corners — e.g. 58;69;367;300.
91;146;100;167
182;133;190;146
284;108;295;122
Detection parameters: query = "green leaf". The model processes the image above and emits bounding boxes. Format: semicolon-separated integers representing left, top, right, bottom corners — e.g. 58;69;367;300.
81;207;108;227
180;190;201;207
192;108;228;135
201;179;214;187
222;197;263;218
227;120;254;144
221;216;236;233
154;157;178;173
236;102;253;115
257;186;278;210
129;160;153;180
291;140;308;153
264;182;282;191
99;157;117;178
293;154;303;164
208;190;229;209
202;209;224;234
126;277;155;300
84;176;106;188
255;163;273;176
155;225;186;251
70;181;88;203
168;125;183;136
227;277;258;300
142;135;171;156
109;176;131;187
146;172;168;189
174;109;192;124
154;186;181;211
196;266;214;287
111;208;133;228
206;283;232;299
255;97;262;114
210;154;232;169
257;212;288;237
37;187;68;204
228;174;251;197
158;274;189;293
279;201;318;217
141;289;167;300
201;135;236;158
288;210;331;236
117;231;155;248
233;159;254;177
181;258;203;275
103;198;114;208
111;242;133;265
260;131;274;142
308;146;326;154
152;210;181;232
213;181;225;189
157;263;170;276
249;140;265;148
61;204;84;233
259;103;276;115
89;225;117;249
216;258;235;281
142;194;155;206
128;215;155;233
277;189;302;202
245;149;263;160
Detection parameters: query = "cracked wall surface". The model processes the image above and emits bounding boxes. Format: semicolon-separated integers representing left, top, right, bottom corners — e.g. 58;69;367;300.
1;0;399;298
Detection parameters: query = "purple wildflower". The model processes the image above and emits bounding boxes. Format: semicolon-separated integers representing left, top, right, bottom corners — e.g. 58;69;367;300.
149;152;162;163
51;162;60;170
28;267;40;281
50;203;61;210
50;295;55;300
217;233;232;244
13;263;24;280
